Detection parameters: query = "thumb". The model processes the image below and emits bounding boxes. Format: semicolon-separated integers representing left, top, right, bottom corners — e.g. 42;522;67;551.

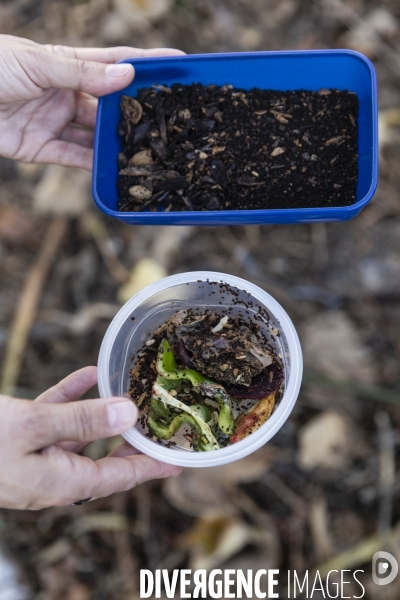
29;49;135;96
23;397;138;451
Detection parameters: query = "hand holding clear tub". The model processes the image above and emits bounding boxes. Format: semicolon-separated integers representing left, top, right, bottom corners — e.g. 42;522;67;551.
0;35;184;510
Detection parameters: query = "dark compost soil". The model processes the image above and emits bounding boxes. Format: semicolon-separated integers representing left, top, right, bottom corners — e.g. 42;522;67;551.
117;83;359;212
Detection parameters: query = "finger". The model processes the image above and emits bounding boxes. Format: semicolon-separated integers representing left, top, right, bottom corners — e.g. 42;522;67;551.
59;435;137;457
60;125;94;149
63;434;142;459
36;366;98;454
0;37;185;59
22;397;138;451
133;48;186;58
0;35;40;49
107;441;142;458
44;450;182;506
45;44;185;63
89;454;182;500
33;139;93;170
74;92;97;129
57;440;89;454
28;48;135;97
35;367;98;404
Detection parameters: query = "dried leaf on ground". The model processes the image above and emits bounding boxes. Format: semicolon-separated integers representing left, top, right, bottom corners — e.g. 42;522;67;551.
150;226;194;268
112;0;173;29
379;108;400;155
0;206;37;246
301;311;377;383
69;512;139;537
181;513;265;570
163;448;274;516
298;411;355;470
340;7;398;56
33;165;91;216
35;538;72;566
117;257;167;303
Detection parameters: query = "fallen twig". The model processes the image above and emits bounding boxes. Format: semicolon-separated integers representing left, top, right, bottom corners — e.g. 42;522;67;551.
375;411;396;535
303;369;400;406
311;524;400;579
83;212;130;284
39;303;120;335
0;217;68;396
309;497;335;562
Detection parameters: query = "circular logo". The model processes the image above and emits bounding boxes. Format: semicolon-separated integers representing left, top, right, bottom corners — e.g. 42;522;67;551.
372;551;399;586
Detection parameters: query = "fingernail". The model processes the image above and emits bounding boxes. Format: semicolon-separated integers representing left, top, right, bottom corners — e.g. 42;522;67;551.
107;401;137;430
106;64;132;77
71;497;92;506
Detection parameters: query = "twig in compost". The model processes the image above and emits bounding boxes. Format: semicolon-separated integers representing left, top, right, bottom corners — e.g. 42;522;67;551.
0;217;68;396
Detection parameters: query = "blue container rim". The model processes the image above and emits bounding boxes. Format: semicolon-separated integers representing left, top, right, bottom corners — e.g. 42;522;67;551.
92;49;378;222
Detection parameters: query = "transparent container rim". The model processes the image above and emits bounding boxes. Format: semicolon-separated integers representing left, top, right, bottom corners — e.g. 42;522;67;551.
98;271;303;468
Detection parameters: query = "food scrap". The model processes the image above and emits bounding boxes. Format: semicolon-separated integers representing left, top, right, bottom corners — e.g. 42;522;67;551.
129;308;283;452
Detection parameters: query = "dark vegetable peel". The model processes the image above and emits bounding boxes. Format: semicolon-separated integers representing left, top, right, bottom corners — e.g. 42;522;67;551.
226;362;283;400
129;308;283;451
178;338;194;368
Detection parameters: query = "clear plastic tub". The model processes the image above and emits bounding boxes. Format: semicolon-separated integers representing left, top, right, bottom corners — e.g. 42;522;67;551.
98;272;303;467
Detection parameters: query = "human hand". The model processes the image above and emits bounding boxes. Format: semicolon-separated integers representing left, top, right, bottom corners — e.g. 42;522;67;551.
0;366;181;510
0;35;183;170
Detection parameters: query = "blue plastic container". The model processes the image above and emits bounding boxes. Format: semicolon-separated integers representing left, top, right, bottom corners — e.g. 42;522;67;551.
93;50;378;226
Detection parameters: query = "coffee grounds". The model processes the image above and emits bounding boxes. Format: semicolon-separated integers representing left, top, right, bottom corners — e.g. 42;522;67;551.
117;83;358;212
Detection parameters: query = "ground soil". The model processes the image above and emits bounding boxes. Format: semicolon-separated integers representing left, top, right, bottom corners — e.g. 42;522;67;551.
0;1;400;599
